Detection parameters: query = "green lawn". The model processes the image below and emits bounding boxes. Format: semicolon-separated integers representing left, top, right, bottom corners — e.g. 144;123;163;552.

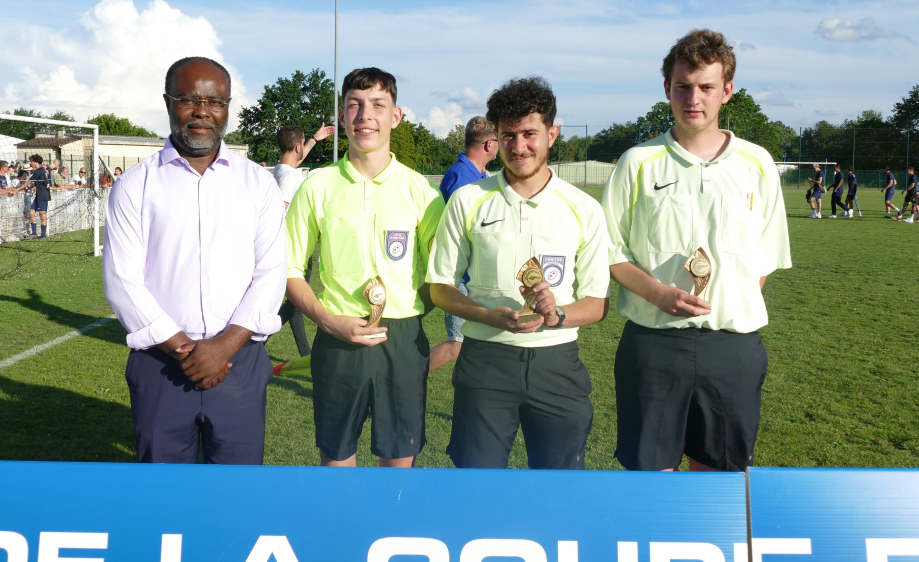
0;187;916;469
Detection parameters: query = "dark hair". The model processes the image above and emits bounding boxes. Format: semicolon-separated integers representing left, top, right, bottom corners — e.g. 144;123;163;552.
908;165;914;171
662;29;736;84
165;56;232;98
834;164;841;170
847;165;854;172
18;170;28;179
341;67;397;104
486;76;557;129
884;164;891;171
114;167;122;173
464;116;495;150
0;160;7;168
277;126;306;153
29;154;42;164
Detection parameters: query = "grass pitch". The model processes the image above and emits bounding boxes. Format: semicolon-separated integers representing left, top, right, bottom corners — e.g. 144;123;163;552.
0;188;916;469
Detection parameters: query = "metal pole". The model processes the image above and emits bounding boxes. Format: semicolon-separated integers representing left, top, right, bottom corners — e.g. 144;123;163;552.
333;0;339;163
798;128;802;188
906;129;910;169
584;125;588;189
851;127;856;170
92;127;100;257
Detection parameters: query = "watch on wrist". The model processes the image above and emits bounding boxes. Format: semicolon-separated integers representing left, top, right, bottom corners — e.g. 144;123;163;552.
549;307;565;328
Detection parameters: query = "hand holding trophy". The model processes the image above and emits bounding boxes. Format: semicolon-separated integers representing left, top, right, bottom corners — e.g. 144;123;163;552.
516;257;544;324
683;248;712;302
363;276;387;339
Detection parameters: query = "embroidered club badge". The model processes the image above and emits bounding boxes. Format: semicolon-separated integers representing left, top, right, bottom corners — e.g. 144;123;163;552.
386;230;409;261
540;255;566;287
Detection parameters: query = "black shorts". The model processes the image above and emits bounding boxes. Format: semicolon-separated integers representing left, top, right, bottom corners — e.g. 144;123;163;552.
447;337;593;470
311;315;429;461
614;321;768;471
846;189;857;201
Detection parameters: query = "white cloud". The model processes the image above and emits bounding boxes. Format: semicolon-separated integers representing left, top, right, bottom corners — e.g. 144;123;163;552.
815;17;904;42
0;0;249;136
401;106;417;123
751;89;795;107
420;102;464;137
738;42;757;51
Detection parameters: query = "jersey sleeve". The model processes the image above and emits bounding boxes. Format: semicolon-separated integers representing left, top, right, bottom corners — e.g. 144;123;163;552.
285;177;319;279
759;158;792;276
426;191;470;286
416;181;446;274
601;159;635;266
573;201;611;300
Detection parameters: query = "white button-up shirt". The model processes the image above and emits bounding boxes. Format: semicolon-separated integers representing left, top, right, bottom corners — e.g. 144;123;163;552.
103;138;287;350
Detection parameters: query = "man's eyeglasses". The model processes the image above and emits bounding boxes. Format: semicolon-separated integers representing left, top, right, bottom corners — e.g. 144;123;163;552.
164;93;231;109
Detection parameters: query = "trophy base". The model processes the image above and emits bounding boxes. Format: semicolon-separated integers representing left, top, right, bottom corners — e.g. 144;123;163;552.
516;313;541;324
364;333;386;339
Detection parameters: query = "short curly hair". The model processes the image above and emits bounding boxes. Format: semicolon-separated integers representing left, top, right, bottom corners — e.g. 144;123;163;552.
486;76;556;129
662;29;735;84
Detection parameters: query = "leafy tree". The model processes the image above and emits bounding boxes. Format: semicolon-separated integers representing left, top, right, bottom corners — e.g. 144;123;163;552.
445;124;465;156
718;88;794;160
0;107;74;140
88;113;157;137
236;69;337;164
390;119;416;168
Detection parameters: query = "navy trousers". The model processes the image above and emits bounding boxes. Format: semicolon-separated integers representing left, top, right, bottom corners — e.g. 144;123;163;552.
125;342;272;464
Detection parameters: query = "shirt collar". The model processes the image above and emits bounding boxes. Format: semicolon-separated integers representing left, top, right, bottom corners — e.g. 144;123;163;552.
161;136;232;169
341;151;398;184
663;128;738;166
497;167;558;208
457;153;485;179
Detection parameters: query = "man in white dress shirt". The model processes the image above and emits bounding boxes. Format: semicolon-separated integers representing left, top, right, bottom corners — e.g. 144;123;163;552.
103;56;287;464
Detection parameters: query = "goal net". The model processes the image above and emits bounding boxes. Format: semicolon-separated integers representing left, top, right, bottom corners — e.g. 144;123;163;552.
0;114;105;257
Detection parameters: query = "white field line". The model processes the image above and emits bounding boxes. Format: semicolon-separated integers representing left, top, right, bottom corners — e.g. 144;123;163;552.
0;315;117;369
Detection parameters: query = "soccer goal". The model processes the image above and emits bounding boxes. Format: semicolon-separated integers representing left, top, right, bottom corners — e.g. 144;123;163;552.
0;114;105;256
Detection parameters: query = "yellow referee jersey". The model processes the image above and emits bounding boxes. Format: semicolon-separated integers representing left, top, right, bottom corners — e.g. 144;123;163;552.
602;129;792;333
286;152;445;319
427;170;610;347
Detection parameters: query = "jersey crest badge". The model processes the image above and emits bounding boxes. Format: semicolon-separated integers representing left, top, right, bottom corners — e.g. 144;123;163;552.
541;255;566;287
386;230;409;261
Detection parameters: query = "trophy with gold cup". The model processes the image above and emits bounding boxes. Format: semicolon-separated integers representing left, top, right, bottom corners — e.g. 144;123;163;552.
683;247;712;302
362;276;387;339
516;257;544;324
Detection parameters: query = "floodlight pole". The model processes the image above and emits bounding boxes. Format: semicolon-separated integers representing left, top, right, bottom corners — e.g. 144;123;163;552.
333;0;339;163
584;125;588;189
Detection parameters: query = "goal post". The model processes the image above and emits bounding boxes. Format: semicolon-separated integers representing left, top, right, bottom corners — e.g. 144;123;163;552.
0;114;104;256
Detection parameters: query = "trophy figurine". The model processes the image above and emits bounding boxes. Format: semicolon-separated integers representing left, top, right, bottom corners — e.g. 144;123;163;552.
516;257;544;323
363;276;387;338
683;248;712;302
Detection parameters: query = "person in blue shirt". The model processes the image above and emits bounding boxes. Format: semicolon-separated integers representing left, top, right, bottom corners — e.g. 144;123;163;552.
845;165;858;217
828;164;846;218
901;165;918;223
881;165;900;219
429;116;499;372
806;164;824;218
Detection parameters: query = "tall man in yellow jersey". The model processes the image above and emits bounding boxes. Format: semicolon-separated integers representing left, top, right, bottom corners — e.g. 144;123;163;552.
603;30;792;472
285;68;445;467
428;77;610;469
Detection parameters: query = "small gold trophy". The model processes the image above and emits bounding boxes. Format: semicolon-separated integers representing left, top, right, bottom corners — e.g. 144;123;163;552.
516;257;544;323
363;276;387;338
683;248;712;301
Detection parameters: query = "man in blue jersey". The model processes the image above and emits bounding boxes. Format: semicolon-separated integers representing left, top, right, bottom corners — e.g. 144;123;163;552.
882;165;900;219
429;116;499;372
828;164;847;218
845;166;858;217
901;166;918;223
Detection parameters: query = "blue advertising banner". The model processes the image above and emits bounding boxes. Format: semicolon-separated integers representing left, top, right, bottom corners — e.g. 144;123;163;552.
0;461;747;562
748;467;919;562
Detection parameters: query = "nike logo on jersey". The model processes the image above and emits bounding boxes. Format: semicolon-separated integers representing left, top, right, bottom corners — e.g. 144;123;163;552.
654;181;678;190
481;218;504;227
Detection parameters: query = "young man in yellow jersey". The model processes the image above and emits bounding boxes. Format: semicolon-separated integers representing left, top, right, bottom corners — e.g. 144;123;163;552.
428;77;610;469
285;68;445;467
603;30;792;472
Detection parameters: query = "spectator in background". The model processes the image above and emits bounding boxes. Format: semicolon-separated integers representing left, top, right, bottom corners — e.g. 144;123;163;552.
882;164;900;219
101;171;113;188
50;159;61;174
806;163;824;218
16;170;30;235
0;160;9;192
114;167;123;180
52;166;70;189
259;161;267;167
73;167;87;185
845;166;858;217
428;116;499;373
271;123;334;358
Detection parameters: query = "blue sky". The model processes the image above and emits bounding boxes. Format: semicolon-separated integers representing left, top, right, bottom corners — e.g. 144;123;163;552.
2;0;918;138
